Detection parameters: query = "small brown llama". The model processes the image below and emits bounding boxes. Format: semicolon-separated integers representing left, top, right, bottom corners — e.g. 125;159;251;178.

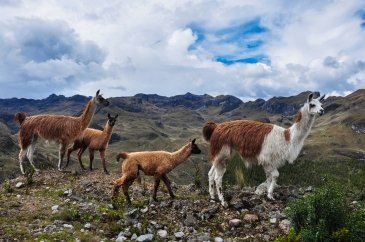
14;90;109;174
65;113;118;174
112;139;201;204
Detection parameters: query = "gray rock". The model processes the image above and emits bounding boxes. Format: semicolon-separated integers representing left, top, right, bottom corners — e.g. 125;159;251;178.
141;207;148;213
243;214;259;223
197;233;210;241
269;218;277;224
15;182;24;188
184;213;198;227
279;219;291;234
63;224;73;229
116;235;127;242
84;223;92;229
136;234;153;242
127;209;139;219
229;218;242;227
174;231;185;239
131;234;138;240
214;237;224;242
43;224;57;233
157;230;168;238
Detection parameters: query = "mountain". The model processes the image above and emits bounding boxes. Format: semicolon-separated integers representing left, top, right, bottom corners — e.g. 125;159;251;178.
0;90;364;183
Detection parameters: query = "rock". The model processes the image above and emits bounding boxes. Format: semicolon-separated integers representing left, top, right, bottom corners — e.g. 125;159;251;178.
63;224;73;229
15;182;24;188
214;237;224;242
157;230;168;238
43;224;57;233
184;213;198;227
229;218;242;227
84;223;92;229
136;234;153;242
269;218;277;224
70;195;84;202
174;231;185;239
197;233;210;241
127;209;139;219
243;214;259;223
51;205;59;211
305;186;313;192
141;207;148;213
279;219;291;234
16;194;21;199
131;234;138;240
64;189;72;196
116;235;127;242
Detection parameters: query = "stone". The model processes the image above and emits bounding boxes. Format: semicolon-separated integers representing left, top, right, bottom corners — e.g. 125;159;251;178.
15;182;24;188
51;205;59;211
243;214;259;223
157;230;168;238
63;224;73;229
131;234;138;240
214;237;224;242
64;189;72;196
279;219;291;234
174;231;185;239
43;224;57;233
184;213;198;227
116;235;127;242
84;223;92;229
270;218;277;224
229;219;242;227
127;209;139;219
305;186;313;192
197;233;210;241
136;234;153;242
141;207;148;213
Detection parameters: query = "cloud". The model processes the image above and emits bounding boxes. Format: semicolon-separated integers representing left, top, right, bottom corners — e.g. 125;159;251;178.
0;0;364;100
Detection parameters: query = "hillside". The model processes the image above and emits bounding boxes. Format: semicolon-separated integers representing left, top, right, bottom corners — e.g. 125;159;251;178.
0;90;364;184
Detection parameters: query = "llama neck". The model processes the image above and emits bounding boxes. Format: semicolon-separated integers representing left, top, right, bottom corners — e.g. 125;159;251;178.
102;122;114;143
290;104;316;144
170;143;191;168
79;98;97;130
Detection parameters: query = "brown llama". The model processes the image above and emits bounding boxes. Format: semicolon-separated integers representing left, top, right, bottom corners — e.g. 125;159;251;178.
65;113;118;174
14;90;109;174
112;139;201;204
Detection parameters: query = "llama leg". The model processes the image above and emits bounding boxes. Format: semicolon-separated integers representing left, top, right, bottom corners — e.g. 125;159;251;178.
208;165;216;200
65;142;80;168
255;166;272;195
267;169;279;200
161;174;175;199
89;149;94;171
77;146;87;170
26;143;39;173
100;150;109;174
58;143;67;171
18;149;27;175
214;162;227;207
153;175;161;201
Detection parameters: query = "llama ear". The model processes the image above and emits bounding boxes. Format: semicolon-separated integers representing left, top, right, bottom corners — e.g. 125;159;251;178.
319;94;325;102
108;113;111;118
192;138;196;144
115;114;119;119
307;93;313;102
96;89;100;96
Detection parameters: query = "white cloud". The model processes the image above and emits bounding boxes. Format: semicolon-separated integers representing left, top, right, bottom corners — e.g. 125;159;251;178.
0;0;364;99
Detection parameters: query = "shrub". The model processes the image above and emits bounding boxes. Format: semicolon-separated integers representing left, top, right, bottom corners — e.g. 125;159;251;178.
286;178;348;242
275;229;301;242
3;180;13;193
347;209;365;241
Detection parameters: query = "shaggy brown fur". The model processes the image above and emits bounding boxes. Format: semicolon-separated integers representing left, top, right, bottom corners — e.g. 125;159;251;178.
203;120;273;161
294;111;302;123
284;129;290;142
14;90;109;174
65;114;118;174
112;139;201;204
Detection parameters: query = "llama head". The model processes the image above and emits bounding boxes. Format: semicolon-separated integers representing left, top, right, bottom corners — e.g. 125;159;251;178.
94;90;110;107
107;113;118;127
307;93;325;116
190;138;202;154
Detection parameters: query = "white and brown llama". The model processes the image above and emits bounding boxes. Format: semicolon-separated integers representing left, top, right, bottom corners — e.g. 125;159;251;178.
203;93;325;207
65;113;118;174
14;90;109;174
112;139;201;204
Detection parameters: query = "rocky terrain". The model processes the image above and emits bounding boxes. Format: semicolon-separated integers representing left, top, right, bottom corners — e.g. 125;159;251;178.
0;170;311;241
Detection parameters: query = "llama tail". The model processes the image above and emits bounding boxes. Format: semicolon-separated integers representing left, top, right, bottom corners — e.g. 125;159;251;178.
116;152;129;162
14;112;27;125
202;121;217;142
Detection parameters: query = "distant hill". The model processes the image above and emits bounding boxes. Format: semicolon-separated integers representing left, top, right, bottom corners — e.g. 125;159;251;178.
0;90;364;183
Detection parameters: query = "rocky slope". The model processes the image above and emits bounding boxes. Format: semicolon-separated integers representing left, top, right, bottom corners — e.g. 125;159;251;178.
0;171;310;241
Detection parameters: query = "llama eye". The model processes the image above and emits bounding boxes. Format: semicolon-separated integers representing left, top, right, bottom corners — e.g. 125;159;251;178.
309;103;315;108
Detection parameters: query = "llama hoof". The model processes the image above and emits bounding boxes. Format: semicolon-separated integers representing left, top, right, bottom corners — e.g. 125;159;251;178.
104;170;110;175
267;194;275;200
34;169;40;174
57;167;63;172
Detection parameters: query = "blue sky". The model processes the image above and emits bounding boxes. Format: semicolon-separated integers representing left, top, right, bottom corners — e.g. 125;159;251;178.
0;0;364;100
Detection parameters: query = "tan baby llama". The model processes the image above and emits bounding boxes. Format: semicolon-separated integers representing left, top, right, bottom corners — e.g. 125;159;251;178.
112;139;201;204
65;113;118;174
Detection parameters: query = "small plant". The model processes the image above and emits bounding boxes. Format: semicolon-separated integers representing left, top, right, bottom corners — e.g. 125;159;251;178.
193;163;202;189
55;208;81;222
3;180;13;193
347;209;365;241
26;168;35;185
275;229;301;242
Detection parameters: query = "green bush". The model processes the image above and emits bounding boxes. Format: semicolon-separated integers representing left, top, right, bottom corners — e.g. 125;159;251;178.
286;178;347;241
275;228;301;242
347;209;365;241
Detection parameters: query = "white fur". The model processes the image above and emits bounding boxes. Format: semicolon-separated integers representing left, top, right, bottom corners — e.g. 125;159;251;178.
209;93;324;205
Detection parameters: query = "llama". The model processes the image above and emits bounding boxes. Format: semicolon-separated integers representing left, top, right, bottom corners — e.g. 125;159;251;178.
112;139;201;204
203;93;325;207
65;113;118;174
14;90;109;174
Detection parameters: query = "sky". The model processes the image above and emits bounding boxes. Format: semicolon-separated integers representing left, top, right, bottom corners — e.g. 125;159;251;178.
0;0;364;100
